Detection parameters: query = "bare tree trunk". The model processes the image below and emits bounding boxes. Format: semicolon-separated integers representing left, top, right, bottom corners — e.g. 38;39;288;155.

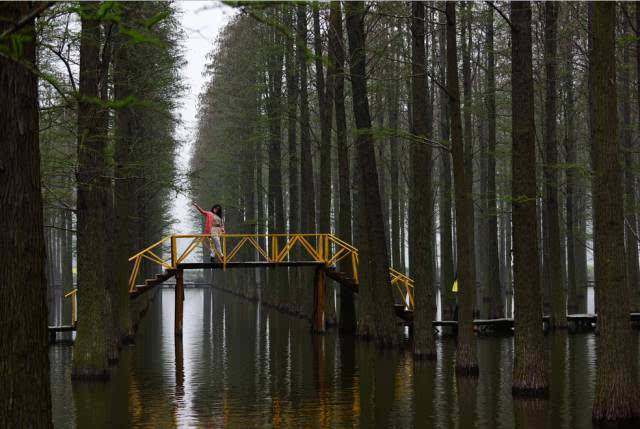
345;1;398;346
461;3;477;319
510;1;548;396
438;13;455;321
410;1;436;358
0;3;52;425
313;5;336;326
563;5;579;316
622;13;639;314
591;2;640;421
447;1;478;375
297;3;315;317
543;2;566;328
73;2;110;380
484;5;502;319
286;6;299;313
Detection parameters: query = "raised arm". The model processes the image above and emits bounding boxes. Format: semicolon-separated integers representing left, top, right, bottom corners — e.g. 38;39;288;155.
192;202;206;215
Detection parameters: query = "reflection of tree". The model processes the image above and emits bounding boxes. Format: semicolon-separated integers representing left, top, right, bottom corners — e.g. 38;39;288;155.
456;374;478;427
414;357;437;426
549;332;569;427
513;398;550;429
476;337;503;427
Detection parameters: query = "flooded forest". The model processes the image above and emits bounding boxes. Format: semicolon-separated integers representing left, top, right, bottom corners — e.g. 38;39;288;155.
2;1;640;427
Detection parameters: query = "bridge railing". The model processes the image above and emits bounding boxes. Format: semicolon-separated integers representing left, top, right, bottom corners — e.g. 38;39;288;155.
127;233;360;293
127;233;414;310
64;288;77;325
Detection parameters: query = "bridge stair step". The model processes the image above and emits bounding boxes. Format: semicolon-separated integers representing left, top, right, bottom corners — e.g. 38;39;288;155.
131;270;176;298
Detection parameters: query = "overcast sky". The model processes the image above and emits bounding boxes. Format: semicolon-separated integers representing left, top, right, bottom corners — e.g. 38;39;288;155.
173;1;234;234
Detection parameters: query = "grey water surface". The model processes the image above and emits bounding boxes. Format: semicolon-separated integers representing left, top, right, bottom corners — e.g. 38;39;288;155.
50;288;637;428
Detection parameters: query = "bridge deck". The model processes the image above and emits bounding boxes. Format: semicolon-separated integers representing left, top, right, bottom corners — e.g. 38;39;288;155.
48;325;75;332
178;261;324;270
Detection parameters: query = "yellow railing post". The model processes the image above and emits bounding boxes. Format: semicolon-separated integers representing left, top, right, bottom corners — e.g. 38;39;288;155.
223;234;227;270
352;252;358;283
273;236;278;264
72;292;77;325
171;235;177;269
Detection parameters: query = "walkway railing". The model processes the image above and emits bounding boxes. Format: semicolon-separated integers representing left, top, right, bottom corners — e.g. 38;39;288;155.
64;288;77;325
128;233;414;310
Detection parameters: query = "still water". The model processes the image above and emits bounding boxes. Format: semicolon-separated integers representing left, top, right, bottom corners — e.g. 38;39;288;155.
50;288;638;428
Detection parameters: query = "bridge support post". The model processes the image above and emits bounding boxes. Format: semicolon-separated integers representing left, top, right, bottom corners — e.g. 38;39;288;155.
312;267;326;333
175;269;184;337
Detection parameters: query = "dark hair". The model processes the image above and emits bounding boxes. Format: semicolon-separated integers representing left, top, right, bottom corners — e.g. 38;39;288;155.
211;204;223;217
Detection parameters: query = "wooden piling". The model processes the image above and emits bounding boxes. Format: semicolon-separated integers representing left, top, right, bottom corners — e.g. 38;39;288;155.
175;269;184;336
313;267;326;333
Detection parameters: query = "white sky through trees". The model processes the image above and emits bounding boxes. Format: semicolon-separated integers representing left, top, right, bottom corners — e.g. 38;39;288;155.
174;1;234;235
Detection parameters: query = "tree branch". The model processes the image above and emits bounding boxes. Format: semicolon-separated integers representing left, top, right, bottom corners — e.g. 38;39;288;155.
0;2;55;41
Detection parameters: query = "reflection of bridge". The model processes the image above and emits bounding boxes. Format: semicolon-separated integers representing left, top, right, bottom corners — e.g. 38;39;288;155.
127;233;415;335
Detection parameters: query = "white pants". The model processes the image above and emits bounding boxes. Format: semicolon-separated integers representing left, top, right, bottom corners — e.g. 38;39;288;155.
210;227;223;258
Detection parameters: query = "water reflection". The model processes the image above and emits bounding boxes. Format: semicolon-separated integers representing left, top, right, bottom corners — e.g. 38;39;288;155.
49;288;640;428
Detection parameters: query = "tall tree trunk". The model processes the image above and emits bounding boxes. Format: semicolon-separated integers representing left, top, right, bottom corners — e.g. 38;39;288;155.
622;12;639;314
587;2;599;314
484;6;502;319
563;5;579;315
286;6;299;313
0;3;52;425
438;13;455;321
297;3;315;317
543;2;566;328
591;2;640;421
97;24;118;362
345;1;397;345
329;1;355;333
447;1;478;375
313;5;336;326
461;2;477;318
113;14;135;343
389;55;401;270
410;1;436;358
314;4;333;236
267;19;286;309
510;1;547;396
633;2;640;312
73;2;110;379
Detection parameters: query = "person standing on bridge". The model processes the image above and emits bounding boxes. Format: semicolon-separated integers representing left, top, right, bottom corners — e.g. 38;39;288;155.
193;202;225;262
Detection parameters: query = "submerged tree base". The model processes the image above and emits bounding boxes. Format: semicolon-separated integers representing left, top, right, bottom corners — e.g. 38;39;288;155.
455;364;480;377
512;385;549;398
413;350;437;361
592;394;640;424
71;368;109;382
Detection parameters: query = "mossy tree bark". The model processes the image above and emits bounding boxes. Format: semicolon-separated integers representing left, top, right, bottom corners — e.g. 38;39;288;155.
410;0;436;359
345;1;398;346
447;1;478;375
510;1;548;396
0;3;52;426
591;2;640;422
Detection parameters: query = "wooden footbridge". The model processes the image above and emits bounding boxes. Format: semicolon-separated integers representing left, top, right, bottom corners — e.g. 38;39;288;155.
48;232;640;341
127;233;414;335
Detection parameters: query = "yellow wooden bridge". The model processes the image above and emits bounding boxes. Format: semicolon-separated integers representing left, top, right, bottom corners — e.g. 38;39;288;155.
127;233;415;334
